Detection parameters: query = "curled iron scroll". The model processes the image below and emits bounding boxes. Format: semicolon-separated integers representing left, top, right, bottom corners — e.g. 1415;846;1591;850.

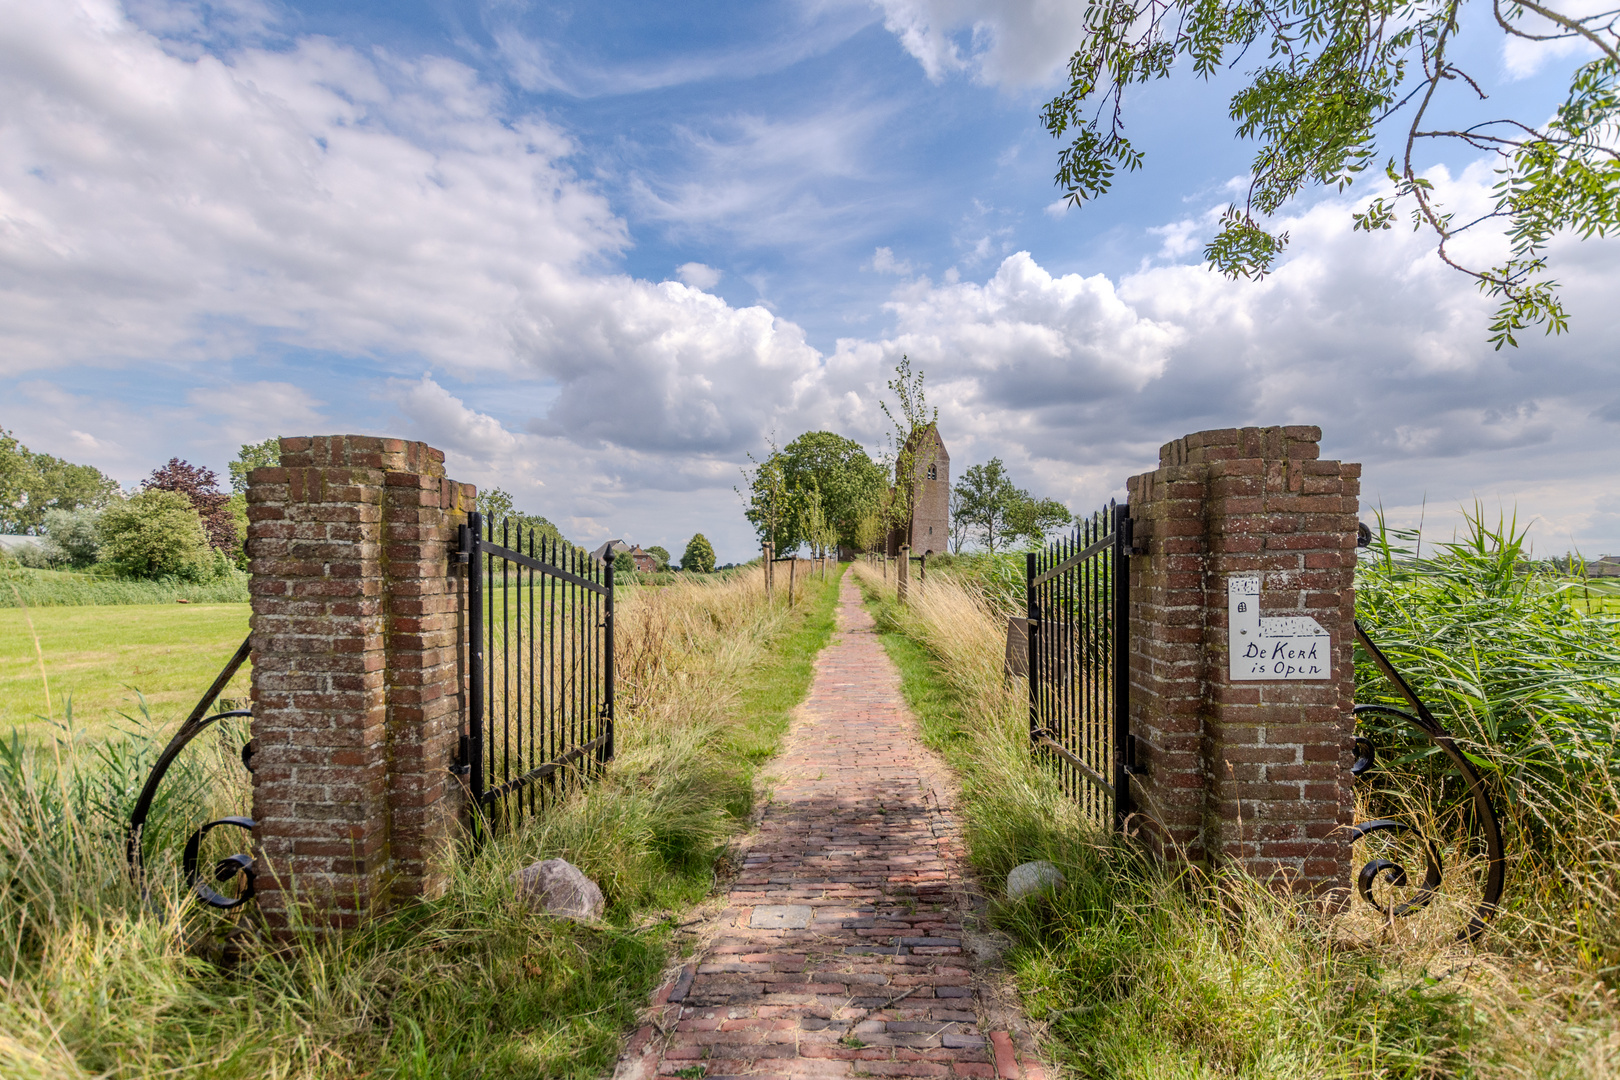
1351;622;1506;941
126;635;258;910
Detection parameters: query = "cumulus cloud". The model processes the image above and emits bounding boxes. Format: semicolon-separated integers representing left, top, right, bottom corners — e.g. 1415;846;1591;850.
3;0;1617;562
871;0;1090;87
676;262;723;289
868;247;914;275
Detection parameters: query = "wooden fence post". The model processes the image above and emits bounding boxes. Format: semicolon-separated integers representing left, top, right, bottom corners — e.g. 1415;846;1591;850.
897;544;909;603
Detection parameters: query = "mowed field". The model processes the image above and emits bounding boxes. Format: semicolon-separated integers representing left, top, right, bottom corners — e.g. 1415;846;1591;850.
0;603;251;740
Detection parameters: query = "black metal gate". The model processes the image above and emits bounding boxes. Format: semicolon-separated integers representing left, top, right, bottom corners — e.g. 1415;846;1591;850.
1025;500;1132;829
460;511;614;831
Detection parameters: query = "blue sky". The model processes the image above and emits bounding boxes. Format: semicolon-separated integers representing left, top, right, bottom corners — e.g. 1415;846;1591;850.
2;0;1616;562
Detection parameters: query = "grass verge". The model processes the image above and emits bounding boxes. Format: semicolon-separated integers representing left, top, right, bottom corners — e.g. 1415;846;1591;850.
851;560;1620;1080
0;602;251;740
1;563;842;1079
0;564;251;607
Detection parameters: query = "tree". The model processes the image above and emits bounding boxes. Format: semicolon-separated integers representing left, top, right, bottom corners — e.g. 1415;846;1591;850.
682;533;716;573
227;437;280;494
777;432;886;552
1043;0;1620;347
953;459;1025;554
854;508;886;555
948;487;972;554
613;549;636;576
647;545;671;570
739;435;796;552
144;459;235;552
953;459;1074;553
98;489;216;580
42;508;101;567
474;486;574;551
226;438;281;563
0;427;121;534
1010;497;1074;545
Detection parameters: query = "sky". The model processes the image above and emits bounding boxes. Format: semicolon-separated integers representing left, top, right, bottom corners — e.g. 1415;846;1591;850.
1;0;1616;563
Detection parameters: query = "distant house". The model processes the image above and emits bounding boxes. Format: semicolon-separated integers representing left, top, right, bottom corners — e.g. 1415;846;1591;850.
589;539;659;573
1591;555;1620;579
590;539;631;566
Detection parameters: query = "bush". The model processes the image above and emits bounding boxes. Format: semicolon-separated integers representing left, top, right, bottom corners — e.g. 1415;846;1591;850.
6;539;57;570
681;533;716;574
42;507;102;567
96;490;217;581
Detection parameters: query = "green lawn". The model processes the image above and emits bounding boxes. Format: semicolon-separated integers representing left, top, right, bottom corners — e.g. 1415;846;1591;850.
0;603;250;740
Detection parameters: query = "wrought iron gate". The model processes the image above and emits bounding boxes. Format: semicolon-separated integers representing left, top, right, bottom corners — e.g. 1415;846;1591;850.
1026;500;1132;829
460;512;614;831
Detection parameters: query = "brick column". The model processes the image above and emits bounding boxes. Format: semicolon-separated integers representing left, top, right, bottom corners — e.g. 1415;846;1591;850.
246;435;473;928
1125;426;1359;895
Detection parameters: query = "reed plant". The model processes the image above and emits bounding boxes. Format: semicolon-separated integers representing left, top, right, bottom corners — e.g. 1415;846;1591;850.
0;564;841;1078
852;558;1620;1078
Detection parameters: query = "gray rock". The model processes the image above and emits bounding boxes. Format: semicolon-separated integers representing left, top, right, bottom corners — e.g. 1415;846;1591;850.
512;858;604;921
1006;860;1065;900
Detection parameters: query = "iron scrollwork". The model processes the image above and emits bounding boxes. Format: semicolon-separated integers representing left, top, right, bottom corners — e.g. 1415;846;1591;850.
1350;621;1506;941
125;635;258;911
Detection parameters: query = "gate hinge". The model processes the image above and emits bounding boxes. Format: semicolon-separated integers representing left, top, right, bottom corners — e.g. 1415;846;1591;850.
449;733;471;777
452;524;472;566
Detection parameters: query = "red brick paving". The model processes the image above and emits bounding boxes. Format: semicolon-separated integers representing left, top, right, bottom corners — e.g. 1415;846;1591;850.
621;575;1047;1080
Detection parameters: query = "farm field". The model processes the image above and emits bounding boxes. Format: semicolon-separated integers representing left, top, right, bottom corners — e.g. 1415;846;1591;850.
0;602;250;741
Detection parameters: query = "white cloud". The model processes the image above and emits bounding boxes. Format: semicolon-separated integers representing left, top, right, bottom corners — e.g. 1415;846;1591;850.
871;0;1090;87
676;262;723;290
1500;0;1611;78
868;246;914;275
3;1;1618;563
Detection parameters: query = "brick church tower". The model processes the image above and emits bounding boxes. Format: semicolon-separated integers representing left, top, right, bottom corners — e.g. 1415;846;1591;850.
887;425;949;556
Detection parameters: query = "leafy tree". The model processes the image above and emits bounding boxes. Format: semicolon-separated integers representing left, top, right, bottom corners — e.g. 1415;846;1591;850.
226;438;281;562
42;508;101;567
144;459;235;552
739;435;796;552
227;437;281;494
681;533;716;574
1010;497;1074;544
1042;0;1620;347
0;427;121;534
474;486;574;551
647;545;671;569
613;549;636;576
953;458;1073;553
854;508;886;555
98;490;217;580
777;432;886;552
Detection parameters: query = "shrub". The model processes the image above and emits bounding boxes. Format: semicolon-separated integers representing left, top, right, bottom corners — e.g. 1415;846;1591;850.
681;533;715;574
143;458;235;552
96;490;217;581
42;507;102;567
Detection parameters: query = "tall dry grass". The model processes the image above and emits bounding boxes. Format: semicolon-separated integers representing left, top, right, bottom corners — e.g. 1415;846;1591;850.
852;558;1620;1078
0;563;830;1079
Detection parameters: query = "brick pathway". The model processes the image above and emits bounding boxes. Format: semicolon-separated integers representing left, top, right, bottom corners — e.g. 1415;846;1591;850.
617;574;1047;1080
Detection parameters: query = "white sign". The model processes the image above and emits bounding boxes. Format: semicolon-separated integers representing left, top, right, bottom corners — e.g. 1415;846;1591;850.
1228;576;1331;681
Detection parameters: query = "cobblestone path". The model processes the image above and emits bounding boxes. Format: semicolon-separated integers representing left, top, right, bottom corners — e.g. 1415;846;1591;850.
617;573;1047;1080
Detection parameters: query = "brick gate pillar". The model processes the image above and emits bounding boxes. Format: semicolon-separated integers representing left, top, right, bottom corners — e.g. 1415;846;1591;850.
1125;426;1360;896
246;435;474;928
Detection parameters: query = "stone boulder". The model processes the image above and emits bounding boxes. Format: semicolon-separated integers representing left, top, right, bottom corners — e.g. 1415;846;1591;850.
1006;860;1065;901
512;858;605;921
